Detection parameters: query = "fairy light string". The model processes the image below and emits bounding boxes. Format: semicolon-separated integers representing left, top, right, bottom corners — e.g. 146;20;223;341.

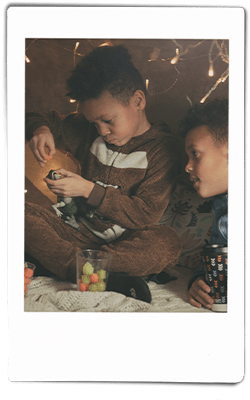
147;39;228;103
200;40;229;103
200;67;229;103
73;41;80;67
25;39;229;105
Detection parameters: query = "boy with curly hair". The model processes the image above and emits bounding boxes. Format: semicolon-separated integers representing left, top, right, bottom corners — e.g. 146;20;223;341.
25;44;181;302
181;98;228;309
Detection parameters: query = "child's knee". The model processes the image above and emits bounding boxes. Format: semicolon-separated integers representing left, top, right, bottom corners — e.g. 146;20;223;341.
154;225;181;249
153;225;182;266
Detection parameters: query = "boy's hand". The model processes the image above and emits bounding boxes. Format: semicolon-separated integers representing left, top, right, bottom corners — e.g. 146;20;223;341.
29;126;56;167
187;277;214;310
44;168;95;199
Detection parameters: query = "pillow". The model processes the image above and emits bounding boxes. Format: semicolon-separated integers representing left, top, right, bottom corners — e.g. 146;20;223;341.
159;181;213;270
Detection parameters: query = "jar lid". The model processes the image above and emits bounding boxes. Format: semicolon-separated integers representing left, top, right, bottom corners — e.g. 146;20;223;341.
202;244;228;254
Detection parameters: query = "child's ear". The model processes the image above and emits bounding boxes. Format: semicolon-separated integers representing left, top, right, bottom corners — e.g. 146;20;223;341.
133;90;146;110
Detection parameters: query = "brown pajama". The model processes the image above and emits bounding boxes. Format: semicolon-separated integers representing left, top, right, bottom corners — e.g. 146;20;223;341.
25;202;181;282
25;113;182;283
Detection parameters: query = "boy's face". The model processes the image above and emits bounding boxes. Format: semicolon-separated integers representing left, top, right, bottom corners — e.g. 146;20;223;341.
80;91;148;146
185;125;228;198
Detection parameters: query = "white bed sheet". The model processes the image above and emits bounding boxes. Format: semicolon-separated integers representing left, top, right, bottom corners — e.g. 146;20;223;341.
24;266;211;313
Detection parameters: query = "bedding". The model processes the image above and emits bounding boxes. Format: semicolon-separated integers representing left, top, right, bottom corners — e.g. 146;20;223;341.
24;266;210;312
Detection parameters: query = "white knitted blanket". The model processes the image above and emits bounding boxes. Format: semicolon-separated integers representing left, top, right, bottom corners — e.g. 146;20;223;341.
24;267;210;313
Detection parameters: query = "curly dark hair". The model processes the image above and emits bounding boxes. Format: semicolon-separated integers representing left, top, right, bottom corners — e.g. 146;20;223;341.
180;98;228;143
66;44;146;104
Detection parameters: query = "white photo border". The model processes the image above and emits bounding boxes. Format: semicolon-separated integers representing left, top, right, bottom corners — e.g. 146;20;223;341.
7;6;245;384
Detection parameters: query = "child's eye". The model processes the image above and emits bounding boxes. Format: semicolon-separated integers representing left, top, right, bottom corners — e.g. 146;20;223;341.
104;119;112;124
192;151;198;157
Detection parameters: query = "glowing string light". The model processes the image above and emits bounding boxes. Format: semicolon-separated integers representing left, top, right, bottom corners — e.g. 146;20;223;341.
208;40;215;77
24;38;228;105
171;48;180;65
170;40;205;65
99;42;113;47
221;74;228;83
25;38;38;62
208;61;214;77
73;41;80;66
200;68;229;103
200;40;229;103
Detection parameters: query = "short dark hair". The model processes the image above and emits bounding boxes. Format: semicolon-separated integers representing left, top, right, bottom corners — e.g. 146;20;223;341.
180;98;228;144
66;44;146;104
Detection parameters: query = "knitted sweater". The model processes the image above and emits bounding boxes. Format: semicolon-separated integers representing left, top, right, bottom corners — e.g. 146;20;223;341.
26;111;181;242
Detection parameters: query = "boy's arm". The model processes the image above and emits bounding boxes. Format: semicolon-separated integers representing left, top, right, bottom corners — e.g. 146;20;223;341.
25;111;91;159
87;137;181;229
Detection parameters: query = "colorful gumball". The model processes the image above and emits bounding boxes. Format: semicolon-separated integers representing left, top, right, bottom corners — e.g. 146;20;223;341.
24;268;34;278
24;277;30;285
24;263;36;296
79;282;88;292
97;269;106;280
88;283;98;292
90;273;99;284
82;275;91;285
96;281;106;292
82;262;94;275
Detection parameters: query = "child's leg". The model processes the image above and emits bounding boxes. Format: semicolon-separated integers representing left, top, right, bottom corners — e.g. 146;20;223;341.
101;225;181;276
25;203;152;303
25;205;180;303
25;202;100;281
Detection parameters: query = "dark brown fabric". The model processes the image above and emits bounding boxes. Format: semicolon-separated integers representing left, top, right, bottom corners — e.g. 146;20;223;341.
25;202;181;282
87;183;106;208
25;111;182;281
25;176;54;211
25;112;181;234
